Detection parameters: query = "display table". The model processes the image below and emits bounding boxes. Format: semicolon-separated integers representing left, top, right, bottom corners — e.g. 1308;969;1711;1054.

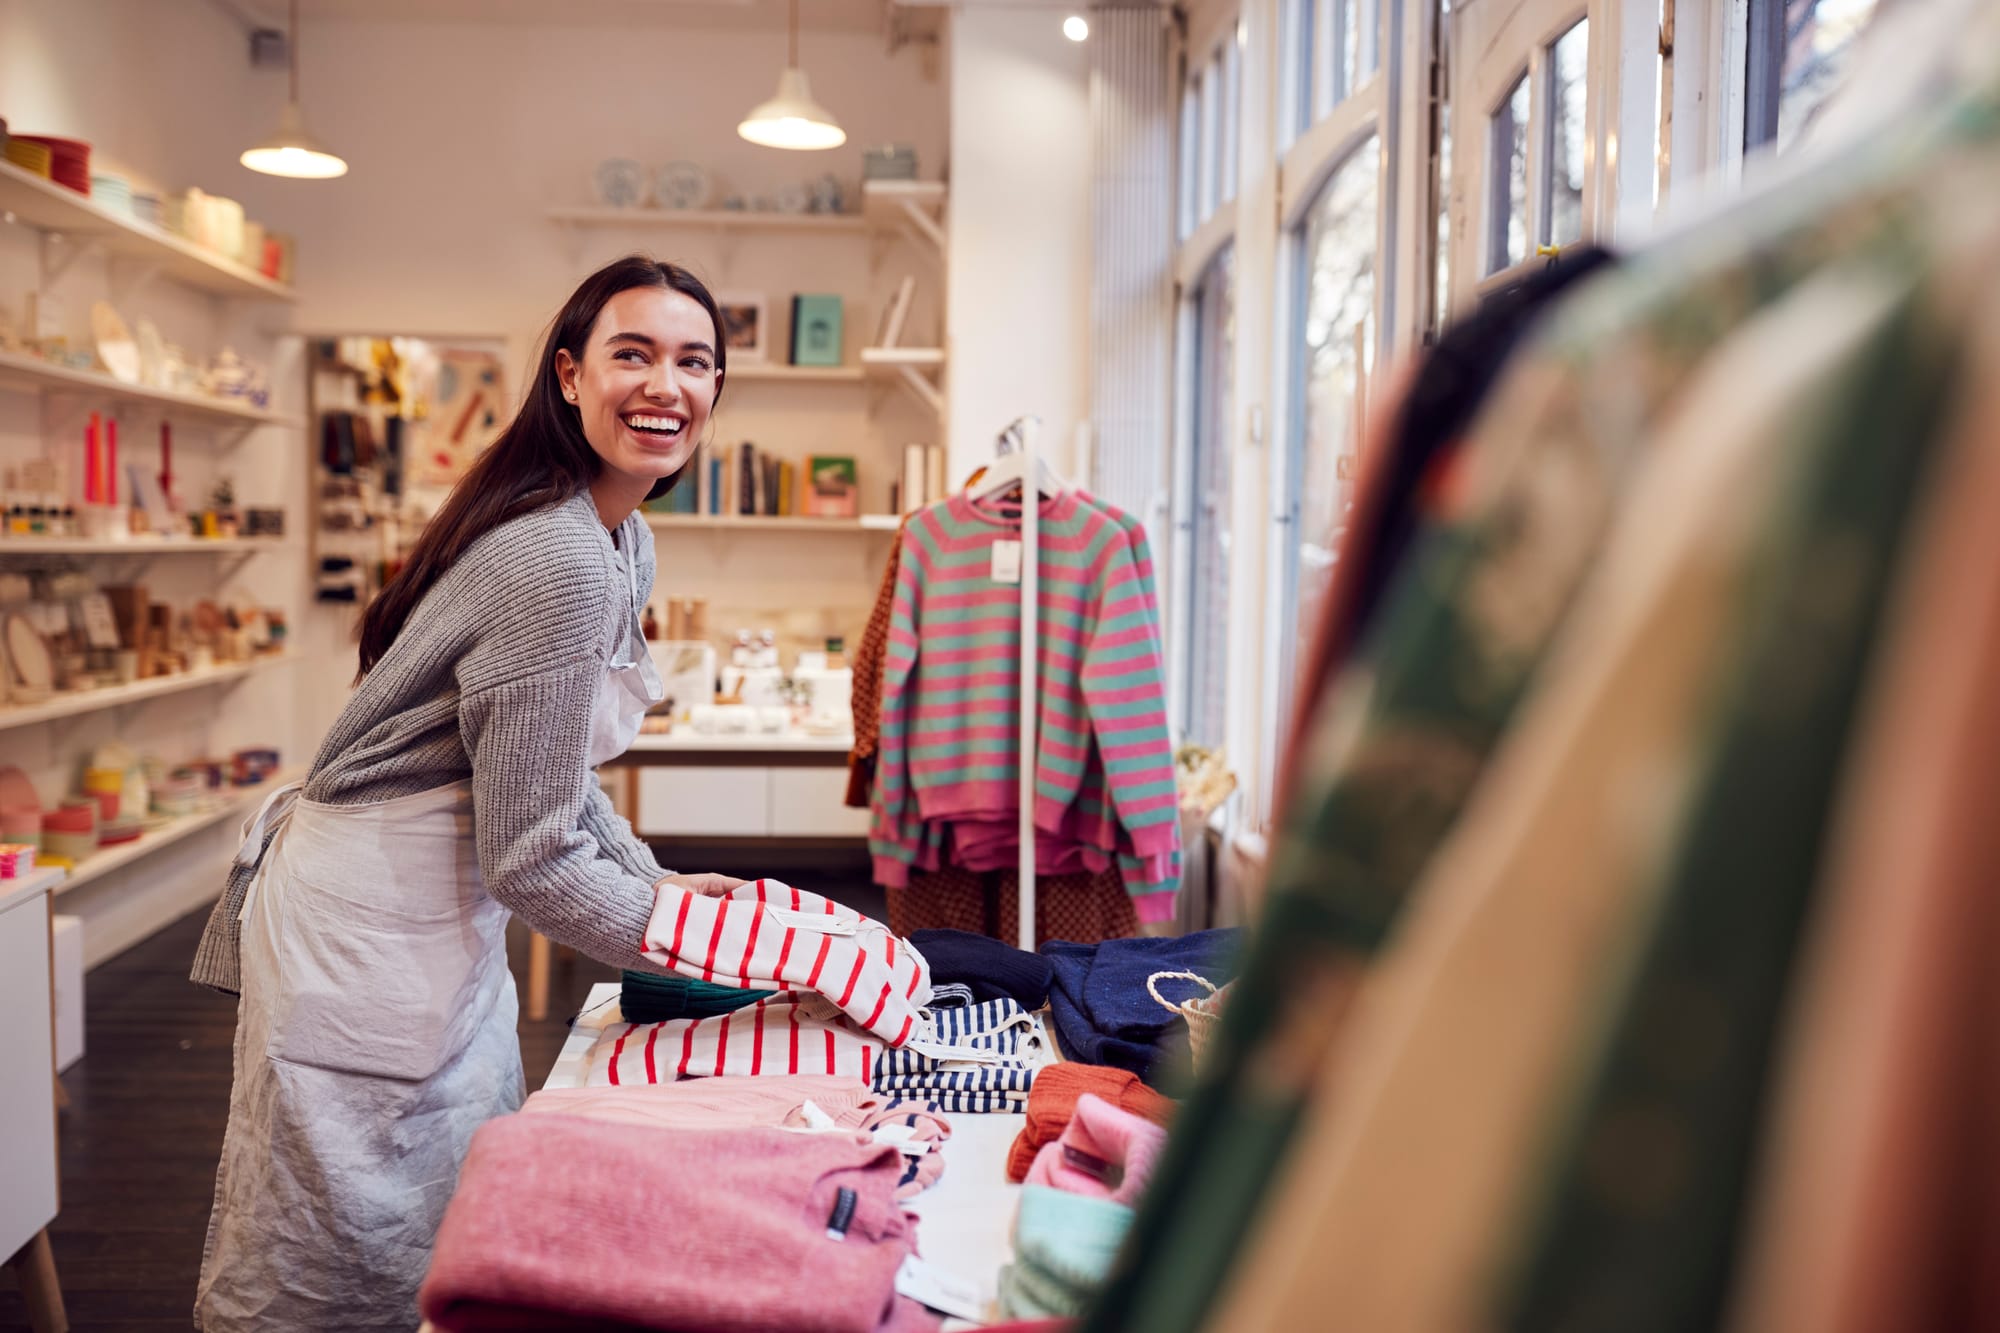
545;982;1022;1328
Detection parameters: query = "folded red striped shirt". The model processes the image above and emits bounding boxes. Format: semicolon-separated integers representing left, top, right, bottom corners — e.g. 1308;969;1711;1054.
642;878;932;1047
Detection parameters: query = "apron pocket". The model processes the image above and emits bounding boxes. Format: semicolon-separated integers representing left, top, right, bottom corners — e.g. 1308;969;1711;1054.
266;871;499;1082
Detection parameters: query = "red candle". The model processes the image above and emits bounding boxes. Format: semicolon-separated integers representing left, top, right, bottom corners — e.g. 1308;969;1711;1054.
107;417;118;505
159;421;174;506
84;412;100;505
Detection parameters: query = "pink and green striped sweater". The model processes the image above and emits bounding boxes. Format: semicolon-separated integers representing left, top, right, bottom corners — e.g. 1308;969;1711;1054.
871;489;1180;921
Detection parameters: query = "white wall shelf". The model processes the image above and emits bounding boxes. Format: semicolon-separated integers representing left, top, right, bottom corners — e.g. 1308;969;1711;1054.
0;536;289;557
0;653;296;734
645;513;902;534
0;867;63;917
52;769;300;897
727;363;866;384
0;350;299;427
0;162;297;303
546;207;866;234
862;181;947;257
861;347;947;417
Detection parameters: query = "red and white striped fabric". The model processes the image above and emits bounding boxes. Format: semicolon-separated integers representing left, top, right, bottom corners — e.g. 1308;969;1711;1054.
587;995;884;1086
641;878;932;1047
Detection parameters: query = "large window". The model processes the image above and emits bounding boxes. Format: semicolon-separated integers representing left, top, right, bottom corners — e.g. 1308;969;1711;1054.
1746;0;1879;153
1277;139;1380;719
1181;37;1242;239
1287;0;1386;144
1182;248;1237;748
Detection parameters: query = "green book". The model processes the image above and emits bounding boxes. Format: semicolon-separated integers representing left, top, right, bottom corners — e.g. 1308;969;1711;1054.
790;294;845;367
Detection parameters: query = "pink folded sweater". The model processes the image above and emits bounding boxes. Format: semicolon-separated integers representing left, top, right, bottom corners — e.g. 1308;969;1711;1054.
1024;1092;1169;1207
420;1115;940;1333
520;1076;954;1198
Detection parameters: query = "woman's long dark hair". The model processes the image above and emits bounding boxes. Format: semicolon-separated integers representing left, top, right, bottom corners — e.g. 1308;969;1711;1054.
356;255;726;676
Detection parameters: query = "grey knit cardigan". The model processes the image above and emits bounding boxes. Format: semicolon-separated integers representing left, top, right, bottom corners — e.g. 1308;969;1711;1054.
191;492;673;995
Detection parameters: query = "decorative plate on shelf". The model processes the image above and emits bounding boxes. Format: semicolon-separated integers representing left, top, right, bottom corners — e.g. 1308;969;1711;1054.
4;613;54;695
92;301;141;384
654;161;711;212
593;158;648;209
135;317;167;388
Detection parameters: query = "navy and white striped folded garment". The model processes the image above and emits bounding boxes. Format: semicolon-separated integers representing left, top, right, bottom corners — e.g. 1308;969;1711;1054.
928;982;978;1009
875;997;1054;1114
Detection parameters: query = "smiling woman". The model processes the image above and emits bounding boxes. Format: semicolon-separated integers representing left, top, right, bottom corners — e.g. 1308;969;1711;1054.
189;255;749;1332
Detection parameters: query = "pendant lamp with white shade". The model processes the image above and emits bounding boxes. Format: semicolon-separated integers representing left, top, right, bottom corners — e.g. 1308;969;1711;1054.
739;0;847;151
242;0;348;179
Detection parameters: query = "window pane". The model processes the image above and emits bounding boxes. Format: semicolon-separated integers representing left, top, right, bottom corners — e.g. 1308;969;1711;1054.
1290;0;1316;143
1776;0;1876;150
1216;37;1232;202
1186;248;1237;748
1341;0;1360;97
1488;72;1530;273
1179;82;1199;239
1435;99;1453;332
1544;18;1588;248
1280;138;1379;718
1199;68;1219;223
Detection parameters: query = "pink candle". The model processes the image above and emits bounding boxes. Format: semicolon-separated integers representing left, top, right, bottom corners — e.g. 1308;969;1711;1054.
106;418;118;505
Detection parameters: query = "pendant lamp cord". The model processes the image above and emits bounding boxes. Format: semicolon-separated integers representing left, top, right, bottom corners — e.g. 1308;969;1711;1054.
789;0;799;68
289;0;301;104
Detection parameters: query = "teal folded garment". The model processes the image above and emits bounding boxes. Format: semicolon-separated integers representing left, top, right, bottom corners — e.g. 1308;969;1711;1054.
620;969;773;1023
997;1185;1134;1319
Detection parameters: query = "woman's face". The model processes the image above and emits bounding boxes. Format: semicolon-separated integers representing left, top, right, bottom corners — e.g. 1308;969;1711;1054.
556;285;720;489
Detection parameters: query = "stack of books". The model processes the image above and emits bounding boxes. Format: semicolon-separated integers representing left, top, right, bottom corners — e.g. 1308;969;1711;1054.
649;444;859;518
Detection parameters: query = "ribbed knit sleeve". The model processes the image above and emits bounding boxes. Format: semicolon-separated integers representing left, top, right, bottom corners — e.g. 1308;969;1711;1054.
453;523;661;972
582;778;669;882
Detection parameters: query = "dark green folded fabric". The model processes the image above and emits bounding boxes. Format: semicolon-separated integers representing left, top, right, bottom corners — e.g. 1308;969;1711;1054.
620;970;774;1023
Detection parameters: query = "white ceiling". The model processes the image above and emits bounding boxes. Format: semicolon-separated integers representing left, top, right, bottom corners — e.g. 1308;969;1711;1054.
230;0;896;34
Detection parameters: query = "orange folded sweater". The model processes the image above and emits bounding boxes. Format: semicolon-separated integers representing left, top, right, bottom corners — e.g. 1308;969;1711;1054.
1006;1062;1175;1182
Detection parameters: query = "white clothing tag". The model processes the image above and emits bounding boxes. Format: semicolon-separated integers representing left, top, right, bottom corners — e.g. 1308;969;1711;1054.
872;1123;935;1155
897;1255;988;1324
990;540;1022;584
796;1099;839;1131
771;907;858;936
905;1037;1004;1065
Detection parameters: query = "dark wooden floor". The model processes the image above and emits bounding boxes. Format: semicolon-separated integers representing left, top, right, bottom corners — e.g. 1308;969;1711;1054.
0;865;882;1332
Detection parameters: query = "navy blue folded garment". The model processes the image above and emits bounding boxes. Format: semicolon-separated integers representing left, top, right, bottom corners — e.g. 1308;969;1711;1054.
619;970;773;1024
909;928;1055;1009
1042;929;1241;1080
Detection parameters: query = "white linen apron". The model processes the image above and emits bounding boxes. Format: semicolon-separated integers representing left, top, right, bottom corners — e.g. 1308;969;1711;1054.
194;540;662;1331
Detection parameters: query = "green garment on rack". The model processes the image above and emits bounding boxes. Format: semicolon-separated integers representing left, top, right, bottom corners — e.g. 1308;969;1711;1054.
1081;90;1984;1333
619;970;773;1024
1500;130;2000;1333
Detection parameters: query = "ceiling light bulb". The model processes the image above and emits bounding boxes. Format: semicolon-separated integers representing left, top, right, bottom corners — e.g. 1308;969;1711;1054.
1063;15;1090;41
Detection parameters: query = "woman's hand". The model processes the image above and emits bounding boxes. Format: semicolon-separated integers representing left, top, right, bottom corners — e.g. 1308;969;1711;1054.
656;871;748;898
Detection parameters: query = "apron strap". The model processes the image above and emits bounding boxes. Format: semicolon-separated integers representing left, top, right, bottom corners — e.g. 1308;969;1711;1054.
235;778;307;868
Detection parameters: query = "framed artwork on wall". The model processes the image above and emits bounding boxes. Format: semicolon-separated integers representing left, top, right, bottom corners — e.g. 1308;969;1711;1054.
716;294;768;362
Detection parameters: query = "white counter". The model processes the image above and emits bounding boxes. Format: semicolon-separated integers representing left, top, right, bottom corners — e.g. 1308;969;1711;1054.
625;731;855;755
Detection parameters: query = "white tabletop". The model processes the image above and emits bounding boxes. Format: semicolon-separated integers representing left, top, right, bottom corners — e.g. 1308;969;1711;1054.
547;982;1022;1325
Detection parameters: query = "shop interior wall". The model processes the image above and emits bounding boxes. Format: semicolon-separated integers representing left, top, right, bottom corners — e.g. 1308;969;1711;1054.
276;11;952;692
2;0;955;963
945;8;1093;487
1;0;311;966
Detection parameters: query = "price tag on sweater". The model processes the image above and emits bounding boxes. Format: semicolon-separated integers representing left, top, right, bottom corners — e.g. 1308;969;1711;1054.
897;1256;988;1323
769;908;858;936
990;540;1022;584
